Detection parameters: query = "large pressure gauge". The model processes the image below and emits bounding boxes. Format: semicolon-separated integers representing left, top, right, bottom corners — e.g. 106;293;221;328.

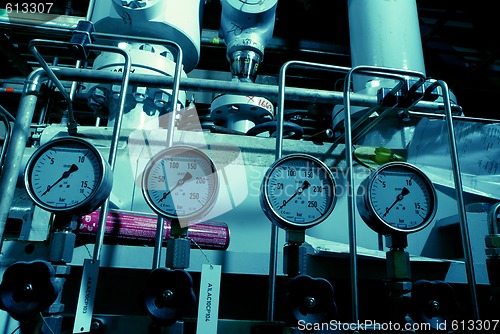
142;146;219;222
24;137;113;215
260;154;337;230
357;162;437;235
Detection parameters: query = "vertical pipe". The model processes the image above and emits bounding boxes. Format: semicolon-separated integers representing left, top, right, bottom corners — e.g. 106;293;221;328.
0;69;46;244
437;80;480;320
90;45;131;262
342;65;425;323
273;60;350;322
343;69;359;323
154;42;183;269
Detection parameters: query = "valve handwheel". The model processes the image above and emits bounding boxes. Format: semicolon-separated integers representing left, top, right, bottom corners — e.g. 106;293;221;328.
0;260;60;321
143;268;196;326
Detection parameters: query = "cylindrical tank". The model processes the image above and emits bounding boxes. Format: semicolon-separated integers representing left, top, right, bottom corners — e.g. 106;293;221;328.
90;0;205;72
348;0;426;92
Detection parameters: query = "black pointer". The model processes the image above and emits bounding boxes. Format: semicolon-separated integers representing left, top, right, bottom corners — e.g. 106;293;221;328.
41;164;79;196
278;180;311;210
382;187;410;217
158;172;193;202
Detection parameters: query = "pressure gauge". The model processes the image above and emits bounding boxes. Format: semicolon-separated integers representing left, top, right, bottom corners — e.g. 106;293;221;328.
142;145;219;222
24;137;113;215
357;162;437;235
260;154;337;230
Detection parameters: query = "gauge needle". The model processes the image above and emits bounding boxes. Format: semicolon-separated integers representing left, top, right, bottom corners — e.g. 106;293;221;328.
158;172;193;202
382;187;410;217
42;164;79;196
278;180;311;210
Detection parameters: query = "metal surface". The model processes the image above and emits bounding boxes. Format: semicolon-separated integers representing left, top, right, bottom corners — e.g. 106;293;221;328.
431;80;480;320
0;68;46;245
343;65;426;323
1;2;499;329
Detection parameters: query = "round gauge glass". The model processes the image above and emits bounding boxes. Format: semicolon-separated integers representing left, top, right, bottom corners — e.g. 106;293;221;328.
142;145;219;222
260;154;337;230
357;162;437;235
24;137;112;215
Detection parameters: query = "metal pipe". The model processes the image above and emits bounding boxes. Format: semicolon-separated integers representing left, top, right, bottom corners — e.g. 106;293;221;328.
87;44;131;262
165;43;183;147
52;67;460;114
0;88;23;94
155;40;184;269
343;68;359;323
428;80;480;320
274;60;350;322
0;68;46;245
343;65;426;323
28;40;78;133
86;0;97;21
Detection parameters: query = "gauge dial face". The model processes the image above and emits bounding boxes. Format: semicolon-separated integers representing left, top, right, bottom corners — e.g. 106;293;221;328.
261;154;337;230
142;146;219;222
24;137;112;215
358;162;437;234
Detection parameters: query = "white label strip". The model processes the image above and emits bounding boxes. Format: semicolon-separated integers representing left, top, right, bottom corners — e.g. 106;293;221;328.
73;259;100;333
196;264;222;334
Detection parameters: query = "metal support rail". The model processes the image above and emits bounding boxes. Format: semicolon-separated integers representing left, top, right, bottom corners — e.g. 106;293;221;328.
272;60;351;321
343;66;427;322
29;29;187;269
342;66;480;320
27;39;132;262
410;80;481;320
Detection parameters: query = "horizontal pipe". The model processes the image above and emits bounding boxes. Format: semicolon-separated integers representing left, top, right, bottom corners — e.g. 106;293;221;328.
52;67;458;113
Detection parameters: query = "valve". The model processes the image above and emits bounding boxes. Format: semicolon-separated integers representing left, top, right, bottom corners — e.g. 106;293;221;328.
286;274;337;325
0;260;60;321
142;268;196;326
408;280;460;330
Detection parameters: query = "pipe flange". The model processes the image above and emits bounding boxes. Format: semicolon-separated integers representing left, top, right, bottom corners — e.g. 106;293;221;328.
210;94;274;133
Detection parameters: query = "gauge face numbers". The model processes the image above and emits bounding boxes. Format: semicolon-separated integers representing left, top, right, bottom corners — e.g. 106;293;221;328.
24;137;112;215
359;162;437;235
142;146;219;222
261;154;337;230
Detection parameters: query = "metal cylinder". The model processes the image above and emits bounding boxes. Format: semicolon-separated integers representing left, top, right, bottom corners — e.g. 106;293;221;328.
77;209;230;250
348;0;426;92
90;0;205;72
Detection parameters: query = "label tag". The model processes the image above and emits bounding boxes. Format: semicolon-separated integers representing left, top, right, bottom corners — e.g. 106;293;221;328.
73;259;100;333
196;264;221;334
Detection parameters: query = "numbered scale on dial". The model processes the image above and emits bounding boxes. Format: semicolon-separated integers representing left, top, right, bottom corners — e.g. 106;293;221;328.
142;145;219;222
357;162;438;235
260;154;337;230
24;137;113;215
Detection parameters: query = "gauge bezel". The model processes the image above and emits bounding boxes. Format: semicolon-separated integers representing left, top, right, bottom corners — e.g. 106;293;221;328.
260;153;337;230
141;145;219;222
357;161;438;235
24;136;113;215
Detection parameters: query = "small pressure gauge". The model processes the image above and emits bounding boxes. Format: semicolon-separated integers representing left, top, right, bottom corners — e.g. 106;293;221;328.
24;137;113;215
142;145;219;222
357;162;437;235
260;154;337;230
